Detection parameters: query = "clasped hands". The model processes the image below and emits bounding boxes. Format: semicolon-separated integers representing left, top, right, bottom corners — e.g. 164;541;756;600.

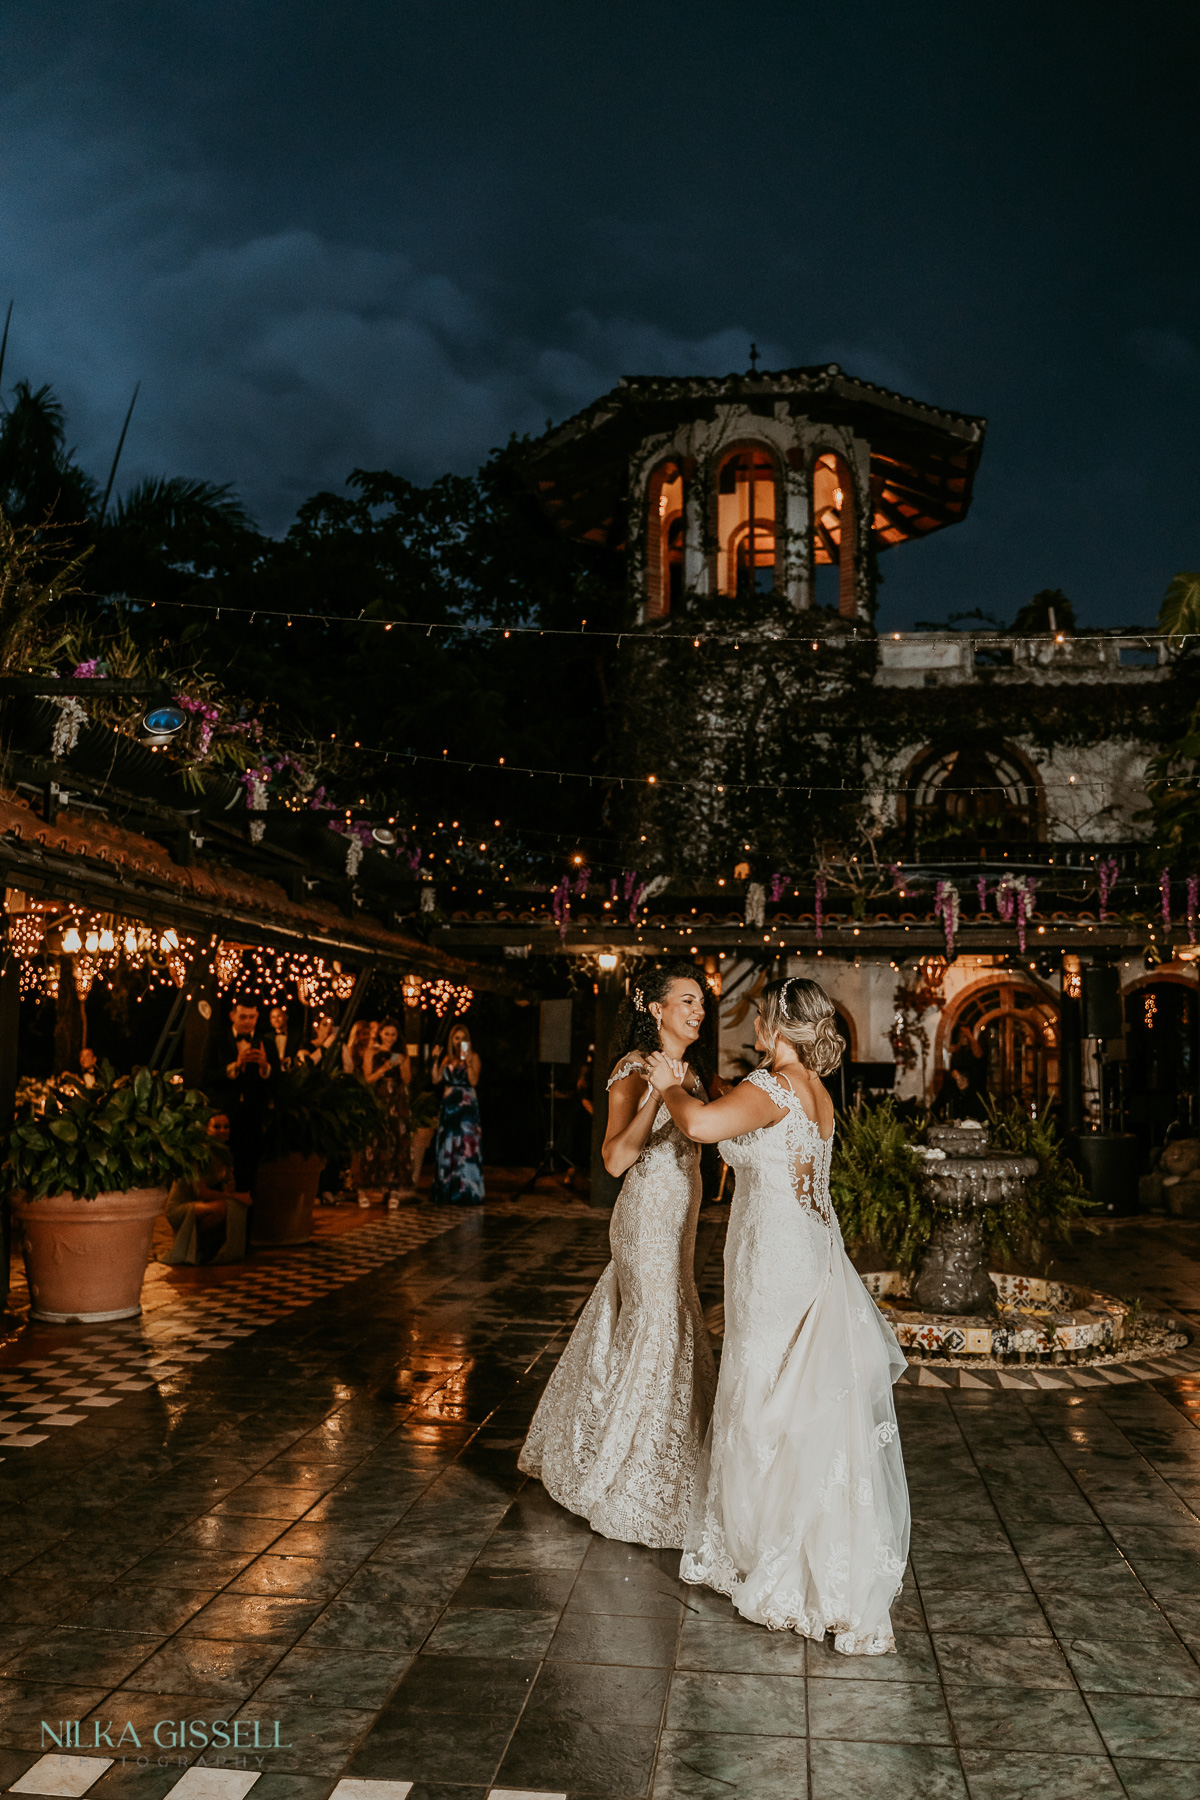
646;1050;687;1092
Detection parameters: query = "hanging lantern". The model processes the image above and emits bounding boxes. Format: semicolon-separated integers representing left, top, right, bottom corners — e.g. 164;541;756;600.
331;965;355;1001
42;960;60;1000
62;923;82;954
168;953;187;989
99;927;115;953
8;914;44;959
74;956;96;1000
401;973;422;1010
215;942;242;987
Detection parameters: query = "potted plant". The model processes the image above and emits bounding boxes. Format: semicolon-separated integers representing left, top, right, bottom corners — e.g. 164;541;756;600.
5;1062;211;1323
254;1063;383;1244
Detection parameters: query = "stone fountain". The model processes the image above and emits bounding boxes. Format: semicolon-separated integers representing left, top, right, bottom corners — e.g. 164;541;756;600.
858;1118;1185;1371
910;1121;1037;1315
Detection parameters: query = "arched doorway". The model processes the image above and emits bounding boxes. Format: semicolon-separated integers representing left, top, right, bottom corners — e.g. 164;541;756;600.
937;979;1060;1113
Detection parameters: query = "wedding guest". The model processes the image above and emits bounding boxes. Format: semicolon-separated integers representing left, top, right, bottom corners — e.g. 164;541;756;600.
431;1023;484;1205
362;1020;415;1205
297;1013;337;1065
159;1111;251;1264
342;1019;377;1204
267;1004;300;1072
205;998;274;1190
77;1046;99;1089
342;1018;375;1076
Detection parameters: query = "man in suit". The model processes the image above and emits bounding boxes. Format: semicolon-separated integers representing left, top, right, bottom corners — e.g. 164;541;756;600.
267;1004;301;1072
205;999;275;1191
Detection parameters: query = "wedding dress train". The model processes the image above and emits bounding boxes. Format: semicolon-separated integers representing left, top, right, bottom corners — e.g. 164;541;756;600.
681;1067;910;1653
518;1059;717;1547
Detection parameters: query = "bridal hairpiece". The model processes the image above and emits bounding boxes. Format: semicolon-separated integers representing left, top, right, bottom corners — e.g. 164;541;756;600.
633;987;645;1011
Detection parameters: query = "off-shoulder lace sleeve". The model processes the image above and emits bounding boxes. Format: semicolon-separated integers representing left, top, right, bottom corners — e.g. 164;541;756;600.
607;1057;648;1091
746;1066;791;1104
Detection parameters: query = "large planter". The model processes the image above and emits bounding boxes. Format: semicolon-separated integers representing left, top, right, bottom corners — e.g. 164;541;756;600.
253;1153;324;1245
12;1187;165;1324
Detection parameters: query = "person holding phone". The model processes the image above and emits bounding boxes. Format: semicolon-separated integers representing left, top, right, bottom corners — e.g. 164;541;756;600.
430;1022;483;1204
362;1020;415;1204
204;998;276;1194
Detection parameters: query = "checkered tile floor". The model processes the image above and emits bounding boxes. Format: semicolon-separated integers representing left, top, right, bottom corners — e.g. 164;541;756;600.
9;1759;485;1796
1;1207;468;1458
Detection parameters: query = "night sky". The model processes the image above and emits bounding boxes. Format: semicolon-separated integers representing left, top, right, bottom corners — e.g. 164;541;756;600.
2;2;1197;628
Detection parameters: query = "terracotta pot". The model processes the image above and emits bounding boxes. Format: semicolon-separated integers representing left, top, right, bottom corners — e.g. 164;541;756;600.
411;1126;435;1183
253;1153;324;1245
12;1187;165;1324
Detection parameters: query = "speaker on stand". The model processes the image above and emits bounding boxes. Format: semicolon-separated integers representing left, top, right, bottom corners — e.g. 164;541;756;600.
517;999;577;1198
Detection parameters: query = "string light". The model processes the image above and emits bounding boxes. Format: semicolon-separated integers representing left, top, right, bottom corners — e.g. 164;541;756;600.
122;592;1181;651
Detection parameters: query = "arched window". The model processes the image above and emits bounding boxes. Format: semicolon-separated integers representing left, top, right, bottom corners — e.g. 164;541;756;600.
716;448;777;597
906;743;1038;849
646;462;684;618
812;450;857;618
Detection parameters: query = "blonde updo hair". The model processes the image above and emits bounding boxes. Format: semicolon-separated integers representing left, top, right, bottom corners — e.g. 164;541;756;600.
758;976;844;1076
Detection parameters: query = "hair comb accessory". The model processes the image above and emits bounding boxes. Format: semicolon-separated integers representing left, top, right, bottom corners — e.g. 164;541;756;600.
633;987;645;1012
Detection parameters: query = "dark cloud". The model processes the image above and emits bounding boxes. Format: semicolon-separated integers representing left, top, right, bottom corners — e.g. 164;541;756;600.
1;1;1198;626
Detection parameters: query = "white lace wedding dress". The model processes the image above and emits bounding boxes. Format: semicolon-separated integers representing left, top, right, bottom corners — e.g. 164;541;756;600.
518;1059;717;1547
681;1067;910;1653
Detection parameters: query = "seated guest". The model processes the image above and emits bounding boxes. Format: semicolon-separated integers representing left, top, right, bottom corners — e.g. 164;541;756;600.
159;1112;252;1264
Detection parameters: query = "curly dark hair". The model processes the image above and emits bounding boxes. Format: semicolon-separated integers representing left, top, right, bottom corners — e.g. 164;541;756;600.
609;959;716;1084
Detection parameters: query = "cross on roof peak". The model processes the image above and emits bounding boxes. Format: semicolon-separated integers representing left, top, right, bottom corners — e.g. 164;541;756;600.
748;342;760;371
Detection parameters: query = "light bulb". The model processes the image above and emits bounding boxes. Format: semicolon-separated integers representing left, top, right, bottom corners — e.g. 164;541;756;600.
161;929;179;951
125;927;137;953
62;925;82;954
85;931;99;954
99;929;115;952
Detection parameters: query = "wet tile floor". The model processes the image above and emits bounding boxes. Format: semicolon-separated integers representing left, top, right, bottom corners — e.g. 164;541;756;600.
1;1202;1200;1799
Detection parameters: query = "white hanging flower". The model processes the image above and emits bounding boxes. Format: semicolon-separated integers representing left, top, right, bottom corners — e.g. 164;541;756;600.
51;698;88;758
345;836;363;878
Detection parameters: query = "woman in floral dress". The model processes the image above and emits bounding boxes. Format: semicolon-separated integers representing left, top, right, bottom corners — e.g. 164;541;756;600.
362;1021;415;1204
432;1023;484;1204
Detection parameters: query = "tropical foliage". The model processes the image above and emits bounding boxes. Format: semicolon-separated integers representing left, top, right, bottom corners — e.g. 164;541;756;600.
4;1062;212;1200
259;1062;384;1164
830;1098;1095;1275
829;1100;929;1272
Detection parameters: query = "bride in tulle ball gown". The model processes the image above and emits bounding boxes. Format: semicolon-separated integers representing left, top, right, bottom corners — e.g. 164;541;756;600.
518;962;718;1548
648;976;910;1655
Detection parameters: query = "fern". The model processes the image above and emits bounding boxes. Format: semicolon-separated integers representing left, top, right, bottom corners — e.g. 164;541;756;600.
830;1098;1096;1276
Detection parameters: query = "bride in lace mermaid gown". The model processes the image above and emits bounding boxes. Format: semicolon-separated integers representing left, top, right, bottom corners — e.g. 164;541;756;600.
519;963;718;1547
648;975;909;1654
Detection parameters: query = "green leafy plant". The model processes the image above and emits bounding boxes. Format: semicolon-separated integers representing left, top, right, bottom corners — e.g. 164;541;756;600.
830;1099;932;1273
4;1061;212;1201
830;1096;1096;1274
982;1100;1097;1265
259;1062;383;1164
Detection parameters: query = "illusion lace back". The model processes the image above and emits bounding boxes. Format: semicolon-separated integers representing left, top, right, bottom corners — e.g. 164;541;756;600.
681;1067;910;1654
518;1058;717;1547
